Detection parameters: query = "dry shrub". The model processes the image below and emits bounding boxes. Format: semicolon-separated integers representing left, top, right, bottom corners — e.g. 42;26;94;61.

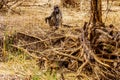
0;0;4;9
61;0;80;8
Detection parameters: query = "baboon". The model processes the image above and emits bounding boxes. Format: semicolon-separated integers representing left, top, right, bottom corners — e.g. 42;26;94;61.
45;5;62;29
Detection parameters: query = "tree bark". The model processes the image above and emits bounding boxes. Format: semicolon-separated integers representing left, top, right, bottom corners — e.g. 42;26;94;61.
91;0;102;25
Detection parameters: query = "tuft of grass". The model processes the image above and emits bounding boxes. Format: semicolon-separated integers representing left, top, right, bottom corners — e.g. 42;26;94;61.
39;71;59;80
32;75;40;80
0;52;41;79
0;51;60;80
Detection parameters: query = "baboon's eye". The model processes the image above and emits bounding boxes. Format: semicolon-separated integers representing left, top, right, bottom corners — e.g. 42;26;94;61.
56;7;58;8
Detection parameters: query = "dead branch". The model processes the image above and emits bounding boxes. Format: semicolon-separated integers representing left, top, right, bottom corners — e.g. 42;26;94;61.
54;50;83;62
96;29;113;39
10;45;48;60
77;60;88;73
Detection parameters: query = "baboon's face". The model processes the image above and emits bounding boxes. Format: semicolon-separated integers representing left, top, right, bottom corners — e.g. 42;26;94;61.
54;6;60;14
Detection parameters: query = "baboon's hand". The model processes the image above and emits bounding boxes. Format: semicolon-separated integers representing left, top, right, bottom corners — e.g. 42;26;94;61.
45;17;48;23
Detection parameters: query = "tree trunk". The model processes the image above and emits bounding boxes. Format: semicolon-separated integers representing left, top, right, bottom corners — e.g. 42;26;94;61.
91;0;102;25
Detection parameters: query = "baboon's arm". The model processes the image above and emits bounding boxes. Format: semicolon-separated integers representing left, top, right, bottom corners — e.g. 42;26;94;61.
45;17;48;23
45;11;54;23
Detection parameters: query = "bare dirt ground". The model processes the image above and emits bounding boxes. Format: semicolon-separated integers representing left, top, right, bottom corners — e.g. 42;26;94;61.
0;0;120;80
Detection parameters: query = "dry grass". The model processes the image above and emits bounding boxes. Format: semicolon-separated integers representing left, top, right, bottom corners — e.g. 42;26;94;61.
0;54;40;79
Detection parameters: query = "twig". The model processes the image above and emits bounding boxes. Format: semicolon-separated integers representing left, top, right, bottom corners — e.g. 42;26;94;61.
3;0;23;15
96;29;113;39
77;60;88;74
99;58;119;62
19;36;65;47
54;50;83;62
90;51;110;67
10;45;48;60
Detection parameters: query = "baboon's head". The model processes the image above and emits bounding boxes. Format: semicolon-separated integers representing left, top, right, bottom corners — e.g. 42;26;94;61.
54;5;60;14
